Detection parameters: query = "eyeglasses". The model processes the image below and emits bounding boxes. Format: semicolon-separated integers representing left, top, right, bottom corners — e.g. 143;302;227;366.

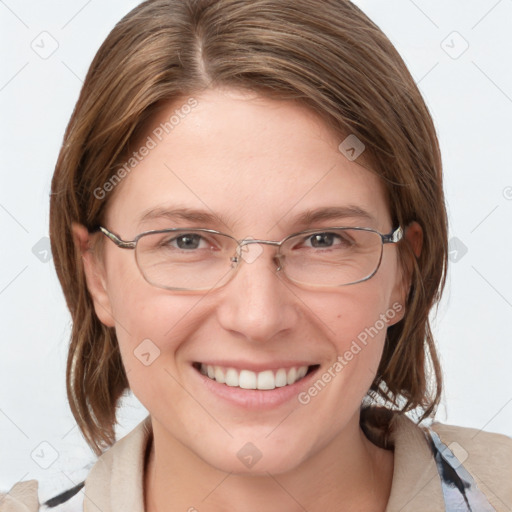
96;225;403;291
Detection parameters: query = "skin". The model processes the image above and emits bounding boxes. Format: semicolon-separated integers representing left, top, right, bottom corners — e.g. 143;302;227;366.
74;88;422;511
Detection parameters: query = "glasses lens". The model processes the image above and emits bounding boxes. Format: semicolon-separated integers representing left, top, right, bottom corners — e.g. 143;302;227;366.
135;230;237;290
132;227;385;290
281;228;383;286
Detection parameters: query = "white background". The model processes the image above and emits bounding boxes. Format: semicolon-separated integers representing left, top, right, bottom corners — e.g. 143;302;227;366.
1;0;511;494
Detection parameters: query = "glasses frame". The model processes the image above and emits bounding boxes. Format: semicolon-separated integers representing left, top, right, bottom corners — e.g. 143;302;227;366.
96;224;404;291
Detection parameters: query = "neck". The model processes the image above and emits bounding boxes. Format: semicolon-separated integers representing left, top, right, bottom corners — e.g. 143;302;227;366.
144;411;394;512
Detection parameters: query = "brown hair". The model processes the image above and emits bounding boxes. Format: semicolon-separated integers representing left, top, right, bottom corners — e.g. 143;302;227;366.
50;0;447;455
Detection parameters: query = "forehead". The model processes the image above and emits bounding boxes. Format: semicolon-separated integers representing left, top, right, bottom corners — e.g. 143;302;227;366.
104;88;391;237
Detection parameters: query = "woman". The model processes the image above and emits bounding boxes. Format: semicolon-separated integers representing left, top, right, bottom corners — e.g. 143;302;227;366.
2;0;510;510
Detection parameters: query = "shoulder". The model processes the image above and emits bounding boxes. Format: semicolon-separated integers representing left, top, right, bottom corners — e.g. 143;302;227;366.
361;406;511;510
430;420;512;469
0;480;39;511
0;480;84;512
1;416;151;512
429;420;512;509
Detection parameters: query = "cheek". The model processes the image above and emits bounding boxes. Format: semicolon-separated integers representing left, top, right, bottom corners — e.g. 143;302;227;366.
109;289;207;411
313;274;400;386
326;274;397;344
103;258;200;381
290;284;399;441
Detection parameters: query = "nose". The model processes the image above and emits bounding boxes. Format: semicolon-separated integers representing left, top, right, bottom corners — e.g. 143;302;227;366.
215;243;298;343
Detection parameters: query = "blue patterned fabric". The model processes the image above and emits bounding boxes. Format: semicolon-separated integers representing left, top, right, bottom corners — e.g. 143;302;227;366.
426;428;495;511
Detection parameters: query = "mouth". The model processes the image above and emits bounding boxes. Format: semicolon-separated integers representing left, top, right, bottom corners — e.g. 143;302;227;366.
192;362;320;391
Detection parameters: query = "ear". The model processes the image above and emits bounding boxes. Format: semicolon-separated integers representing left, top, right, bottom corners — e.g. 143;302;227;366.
404;221;423;259
388;221;423;325
72;222;116;327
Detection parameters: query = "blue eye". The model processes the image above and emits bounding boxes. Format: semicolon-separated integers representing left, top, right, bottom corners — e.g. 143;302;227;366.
156;233;209;251
304;232;353;249
309;232;336;248
172;234;203;250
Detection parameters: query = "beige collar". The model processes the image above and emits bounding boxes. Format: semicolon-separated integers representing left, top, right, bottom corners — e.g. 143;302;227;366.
384;413;444;511
83;412;444;512
84;416;151;512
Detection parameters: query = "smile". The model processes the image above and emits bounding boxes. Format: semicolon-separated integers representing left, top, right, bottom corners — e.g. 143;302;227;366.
195;363;317;390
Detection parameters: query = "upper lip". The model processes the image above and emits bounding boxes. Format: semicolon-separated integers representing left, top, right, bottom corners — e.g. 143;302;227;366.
194;360;318;372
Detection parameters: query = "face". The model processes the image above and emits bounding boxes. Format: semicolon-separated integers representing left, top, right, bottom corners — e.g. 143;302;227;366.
80;88;409;475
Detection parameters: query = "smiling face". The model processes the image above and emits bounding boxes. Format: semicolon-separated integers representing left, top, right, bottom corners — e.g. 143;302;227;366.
79;87;409;475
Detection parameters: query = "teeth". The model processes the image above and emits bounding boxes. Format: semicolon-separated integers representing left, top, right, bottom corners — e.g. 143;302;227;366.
214;366;226;384
287;367;297;385
297;366;308;379
225;368;238;387
257;370;275;390
239;370;257;389
275;368;288;387
199;364;310;390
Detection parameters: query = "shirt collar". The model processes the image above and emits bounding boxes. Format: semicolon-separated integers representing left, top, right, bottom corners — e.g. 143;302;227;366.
83;409;445;512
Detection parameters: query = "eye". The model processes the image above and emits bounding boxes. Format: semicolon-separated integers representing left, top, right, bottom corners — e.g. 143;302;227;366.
304;231;352;249
162;233;208;250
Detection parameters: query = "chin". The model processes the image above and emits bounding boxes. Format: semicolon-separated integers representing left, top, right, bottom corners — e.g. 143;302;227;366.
197;436;311;476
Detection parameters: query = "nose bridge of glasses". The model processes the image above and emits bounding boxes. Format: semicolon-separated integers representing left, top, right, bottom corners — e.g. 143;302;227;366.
234;238;284;269
239;238;281;248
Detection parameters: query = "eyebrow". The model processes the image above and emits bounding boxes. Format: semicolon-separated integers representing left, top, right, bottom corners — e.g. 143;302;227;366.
137;205;377;230
292;205;377;228
137;207;227;228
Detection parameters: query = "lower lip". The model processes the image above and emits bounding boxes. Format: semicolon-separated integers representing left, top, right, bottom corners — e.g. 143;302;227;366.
193;365;320;410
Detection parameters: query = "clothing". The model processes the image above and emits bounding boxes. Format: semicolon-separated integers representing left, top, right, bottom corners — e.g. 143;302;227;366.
2;408;511;511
